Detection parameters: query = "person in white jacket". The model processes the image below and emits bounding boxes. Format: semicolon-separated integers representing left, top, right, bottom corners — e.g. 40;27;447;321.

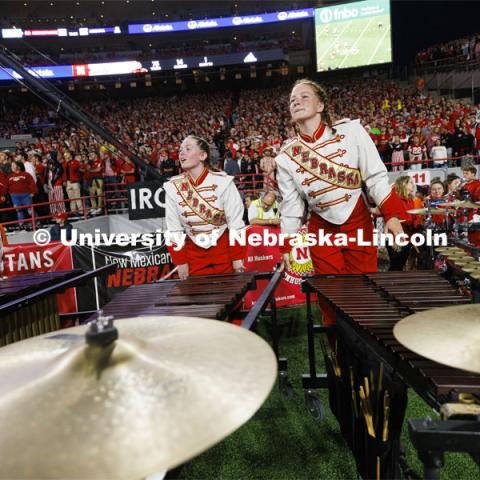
276;78;405;328
164;135;246;280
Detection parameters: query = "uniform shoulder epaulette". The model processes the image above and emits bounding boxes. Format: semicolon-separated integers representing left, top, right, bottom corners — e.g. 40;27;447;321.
168;173;184;181
333;118;352;126
279;137;297;153
209;170;228;177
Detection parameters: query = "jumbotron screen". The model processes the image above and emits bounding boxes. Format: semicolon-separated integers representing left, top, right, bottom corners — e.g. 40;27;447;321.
314;0;392;72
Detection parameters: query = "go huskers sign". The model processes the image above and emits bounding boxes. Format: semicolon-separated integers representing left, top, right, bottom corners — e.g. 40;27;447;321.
128;181;165;220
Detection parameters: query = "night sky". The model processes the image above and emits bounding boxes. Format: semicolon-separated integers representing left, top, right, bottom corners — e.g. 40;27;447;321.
390;0;479;63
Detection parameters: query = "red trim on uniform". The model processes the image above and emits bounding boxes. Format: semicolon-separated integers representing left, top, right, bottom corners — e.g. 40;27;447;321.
378;189;405;222
188;167;209;187
299;122;326;143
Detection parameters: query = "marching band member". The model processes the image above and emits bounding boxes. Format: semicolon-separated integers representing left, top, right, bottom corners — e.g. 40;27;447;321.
276;79;404;327
387;176;416;271
164;135;246;280
461;165;480;201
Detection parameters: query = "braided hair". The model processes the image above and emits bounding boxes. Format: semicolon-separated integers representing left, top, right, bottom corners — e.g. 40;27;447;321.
291;78;336;135
186;135;220;172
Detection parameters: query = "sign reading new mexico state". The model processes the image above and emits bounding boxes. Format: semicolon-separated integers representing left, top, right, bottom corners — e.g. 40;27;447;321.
72;243;173;311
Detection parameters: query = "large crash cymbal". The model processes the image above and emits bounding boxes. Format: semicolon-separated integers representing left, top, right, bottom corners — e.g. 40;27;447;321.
393;304;480;374
0;316;277;480
437;200;480;209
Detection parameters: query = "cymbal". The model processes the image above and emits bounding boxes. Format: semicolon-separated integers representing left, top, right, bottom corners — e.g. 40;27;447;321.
0;316;277;480
437;200;480;209
436;247;462;253
445;253;474;259
471;272;480;280
393;304;480;374
444;253;471;260
451;259;476;267
462;266;480;273
406;207;447;215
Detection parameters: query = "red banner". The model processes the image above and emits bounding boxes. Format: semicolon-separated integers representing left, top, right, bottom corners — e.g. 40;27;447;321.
2;242;76;313
244;225;314;308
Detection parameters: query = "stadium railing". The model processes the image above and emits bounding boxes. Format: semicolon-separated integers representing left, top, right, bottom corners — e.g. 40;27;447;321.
382;153;480;170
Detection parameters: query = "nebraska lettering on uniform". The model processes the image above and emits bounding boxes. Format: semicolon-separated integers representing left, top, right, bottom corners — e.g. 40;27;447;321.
284;140;361;190
173;178;226;228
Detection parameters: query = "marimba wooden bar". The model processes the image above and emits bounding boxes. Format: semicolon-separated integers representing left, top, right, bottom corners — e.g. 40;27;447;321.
98;272;257;321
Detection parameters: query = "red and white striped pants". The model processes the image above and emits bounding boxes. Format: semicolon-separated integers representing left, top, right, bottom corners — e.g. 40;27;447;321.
48;185;66;215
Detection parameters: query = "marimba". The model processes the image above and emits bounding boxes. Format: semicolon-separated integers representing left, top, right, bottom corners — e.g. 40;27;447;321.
97;272;257;321
0;266;116;346
302;271;480;479
0;271;80;346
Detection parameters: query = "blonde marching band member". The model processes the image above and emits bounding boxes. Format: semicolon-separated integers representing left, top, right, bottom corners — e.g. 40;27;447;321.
275;79;405;328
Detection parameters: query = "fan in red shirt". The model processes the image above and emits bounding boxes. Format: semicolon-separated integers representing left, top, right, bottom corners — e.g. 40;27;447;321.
461;165;480;246
119;159;136;184
88;153;104;215
64;151;83;215
425;178;447;226
462;166;480;201
7;161;37;226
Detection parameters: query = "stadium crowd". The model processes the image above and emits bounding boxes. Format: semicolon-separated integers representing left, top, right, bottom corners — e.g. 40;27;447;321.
415;33;480;66
1;77;479;229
